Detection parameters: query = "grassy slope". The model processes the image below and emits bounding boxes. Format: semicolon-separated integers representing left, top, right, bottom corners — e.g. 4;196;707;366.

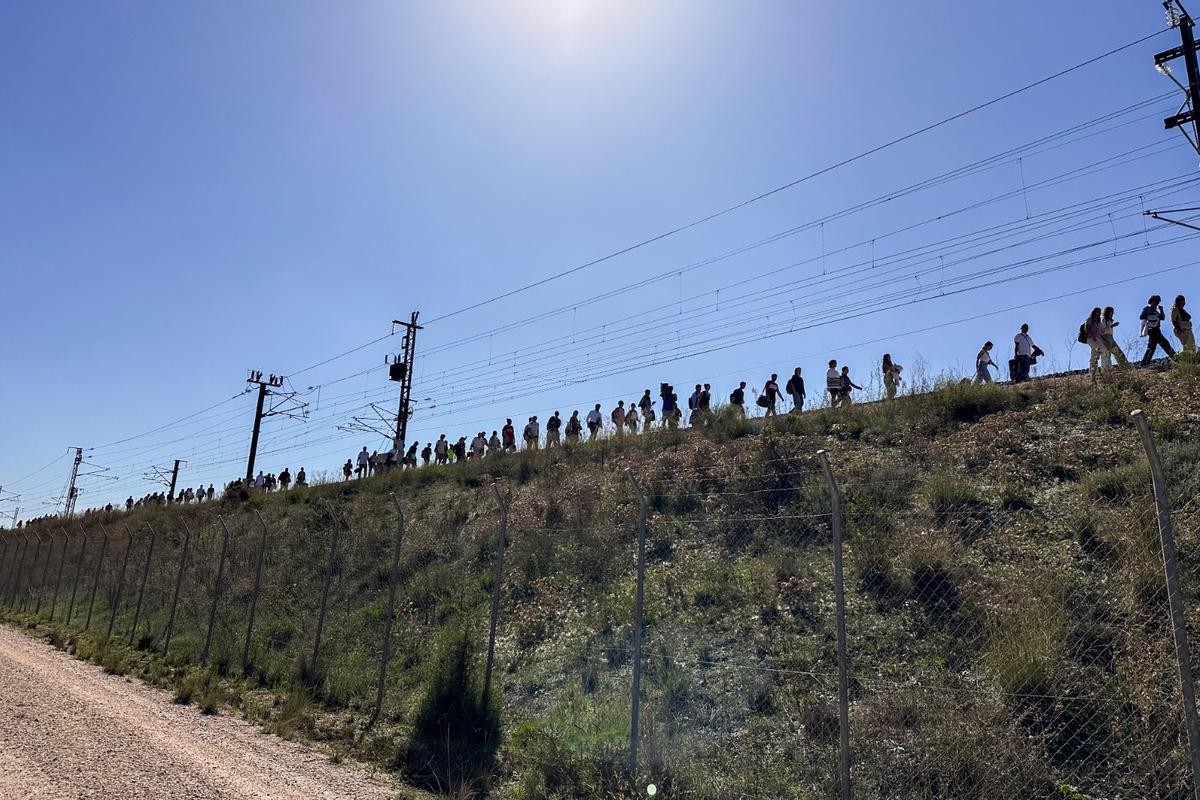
3;359;1200;800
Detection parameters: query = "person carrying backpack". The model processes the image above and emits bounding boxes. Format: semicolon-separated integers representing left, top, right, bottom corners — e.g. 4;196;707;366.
785;368;805;412
826;360;841;405
612;401;626;436
660;384;679;429
434;435;449;465
624;403;639;434
1085;307;1111;377
421;443;432;465
296;468;307;486
565;411;583;443
729;381;747;415
523;417;540;450
1172;295;1195;353
342;460;353;480
405;442;419;467
586;404;604;439
687;384;702;424
1140;295;1177;365
546;412;562;446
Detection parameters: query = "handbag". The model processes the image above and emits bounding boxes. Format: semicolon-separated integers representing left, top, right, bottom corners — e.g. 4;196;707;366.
755;395;770;408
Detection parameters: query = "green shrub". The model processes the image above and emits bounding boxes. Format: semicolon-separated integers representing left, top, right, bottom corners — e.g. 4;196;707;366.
400;622;501;794
1082;463;1147;503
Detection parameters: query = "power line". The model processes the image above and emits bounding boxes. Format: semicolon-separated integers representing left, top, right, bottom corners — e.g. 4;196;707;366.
420;29;1171;326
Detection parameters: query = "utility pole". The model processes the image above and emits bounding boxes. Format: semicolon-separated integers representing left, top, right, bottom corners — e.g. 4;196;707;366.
167;460;182;503
387;312;422;456
1157;0;1200;154
244;371;285;483
62;447;83;518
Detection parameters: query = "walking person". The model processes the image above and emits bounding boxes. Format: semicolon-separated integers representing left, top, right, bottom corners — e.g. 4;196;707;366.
1140;295;1177;365
1085;307;1111;378
687;384;702;426
342;460;352;481
434;435;449;465
1102;307;1129;366
729;381;747;415
1172;295;1195;353
882;354;902;400
523;417;540;450
296;468;307;487
546;412;562;447
356;446;370;478
502;419;517;453
421;443;432;466
785;368;805;413
206;484;215;501
452;437;467;462
405;442;419;467
1012;324;1037;383
586;404;604;440
471;432;487;459
825;360;841;406
660;384;679;429
279;468;291;492
696;384;712;426
565;410;583;444
974;342;997;383
612;401;626;437
641;401;655;432
761;373;780;418
487;430;501;456
624;403;639;435
839;367;862;407
637;390;653;422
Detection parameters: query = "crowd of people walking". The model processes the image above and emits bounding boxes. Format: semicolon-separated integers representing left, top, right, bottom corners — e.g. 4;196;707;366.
28;291;1192;524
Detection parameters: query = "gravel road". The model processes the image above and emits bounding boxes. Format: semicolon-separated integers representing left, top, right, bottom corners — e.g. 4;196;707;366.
0;625;397;799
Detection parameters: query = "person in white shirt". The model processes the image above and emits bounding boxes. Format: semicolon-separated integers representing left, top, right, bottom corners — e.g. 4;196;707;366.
356;446;370;478
471;432;487;458
624;404;639;435
487;431;501;455
523;416;540;450
1012;324;1036;383
825;360;841;406
586;404;603;440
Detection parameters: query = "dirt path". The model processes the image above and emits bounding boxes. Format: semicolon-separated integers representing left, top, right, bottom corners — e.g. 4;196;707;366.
0;625;397;799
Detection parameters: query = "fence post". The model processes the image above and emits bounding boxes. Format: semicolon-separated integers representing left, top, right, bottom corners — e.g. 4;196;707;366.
241;512;269;672
22;533;45;612
369;495;407;729
1132;409;1200;799
84;526;107;630
163;519;192;655
202;516;232;665
624;468;649;774
48;528;70;622
8;533;29;608
128;523;157;646
311;505;343;679
34;532;58;616
107;528;134;638
66;527;88;628
818;450;853;800
483;484;509;710
0;533;11;605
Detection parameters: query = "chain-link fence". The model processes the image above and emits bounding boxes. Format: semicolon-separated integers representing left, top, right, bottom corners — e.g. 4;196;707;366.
0;408;1198;799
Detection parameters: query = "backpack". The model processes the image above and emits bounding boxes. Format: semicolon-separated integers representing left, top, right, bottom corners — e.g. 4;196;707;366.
1077;323;1088;344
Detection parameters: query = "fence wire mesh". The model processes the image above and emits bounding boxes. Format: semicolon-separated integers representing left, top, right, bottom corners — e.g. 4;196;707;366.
0;419;1198;799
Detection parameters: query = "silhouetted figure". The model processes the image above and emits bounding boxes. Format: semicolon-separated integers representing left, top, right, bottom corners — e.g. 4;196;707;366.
1140;295;1176;364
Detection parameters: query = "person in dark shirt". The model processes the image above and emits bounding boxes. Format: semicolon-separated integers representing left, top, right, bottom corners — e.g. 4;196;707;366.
784;368;805;412
729;381;747;414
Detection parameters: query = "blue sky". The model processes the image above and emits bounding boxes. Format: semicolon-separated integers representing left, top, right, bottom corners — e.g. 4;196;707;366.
2;1;1197;518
